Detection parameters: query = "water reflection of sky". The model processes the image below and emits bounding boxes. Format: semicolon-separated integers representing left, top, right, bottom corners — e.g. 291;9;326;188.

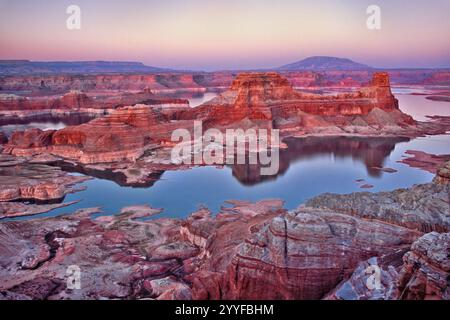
397;93;450;121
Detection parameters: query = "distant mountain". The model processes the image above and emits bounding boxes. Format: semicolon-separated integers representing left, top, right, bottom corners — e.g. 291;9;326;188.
278;56;372;71
0;60;174;75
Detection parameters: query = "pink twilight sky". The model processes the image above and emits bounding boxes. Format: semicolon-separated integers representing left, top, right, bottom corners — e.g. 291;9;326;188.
0;0;449;71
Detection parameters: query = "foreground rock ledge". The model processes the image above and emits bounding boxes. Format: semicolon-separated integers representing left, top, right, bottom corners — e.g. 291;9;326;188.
0;162;449;300
0;154;90;219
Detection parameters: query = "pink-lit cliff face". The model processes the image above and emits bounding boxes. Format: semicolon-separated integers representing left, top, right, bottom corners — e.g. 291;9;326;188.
0;0;449;70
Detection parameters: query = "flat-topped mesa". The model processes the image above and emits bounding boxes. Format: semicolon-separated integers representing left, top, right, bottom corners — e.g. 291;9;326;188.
0;91;98;111
189;71;411;130
0;89;187;112
230;72;301;107
276;72;400;116
229;72;301;122
202;71;400;113
184;72;289;125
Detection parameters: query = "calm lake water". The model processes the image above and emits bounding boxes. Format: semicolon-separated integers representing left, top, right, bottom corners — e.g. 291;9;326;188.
3;91;450;220
393;92;450;121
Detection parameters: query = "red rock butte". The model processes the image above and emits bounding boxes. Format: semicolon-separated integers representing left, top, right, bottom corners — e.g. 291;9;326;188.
185;71;409;128
4;72;418;164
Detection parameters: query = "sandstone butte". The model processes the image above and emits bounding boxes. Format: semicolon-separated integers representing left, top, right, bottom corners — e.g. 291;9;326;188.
0;161;448;300
6;71;445;166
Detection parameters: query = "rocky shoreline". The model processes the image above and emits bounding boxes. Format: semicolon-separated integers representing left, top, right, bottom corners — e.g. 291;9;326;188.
0;161;448;300
0;154;90;219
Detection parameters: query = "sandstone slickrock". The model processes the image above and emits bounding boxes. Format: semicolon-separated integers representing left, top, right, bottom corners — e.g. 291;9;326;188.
397;232;449;300
0;208;193;299
190;207;421;300
0;154;89;219
325;255;403;300
0;172;449;300
327;231;450;301
435;161;450;185
305;163;450;233
0;201;79;219
0;154;88;202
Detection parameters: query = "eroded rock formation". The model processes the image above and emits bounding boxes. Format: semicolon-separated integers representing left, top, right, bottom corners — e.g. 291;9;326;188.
6;71;449;168
435;161;450;185
181;72;411;131
2;70;450;94
0;154;89;218
187;163;449;300
0;154;88;203
1;162;449;300
0;207;195;299
201;208;420;300
0;89;188;111
4;102;192;163
397;232;449;300
328;231;450;300
305;179;450;233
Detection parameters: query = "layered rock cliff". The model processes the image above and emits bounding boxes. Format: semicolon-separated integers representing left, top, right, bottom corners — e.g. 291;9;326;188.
0;90;187;111
2;70;450;95
181;72;413;132
2;72;440;165
186;162;449;300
